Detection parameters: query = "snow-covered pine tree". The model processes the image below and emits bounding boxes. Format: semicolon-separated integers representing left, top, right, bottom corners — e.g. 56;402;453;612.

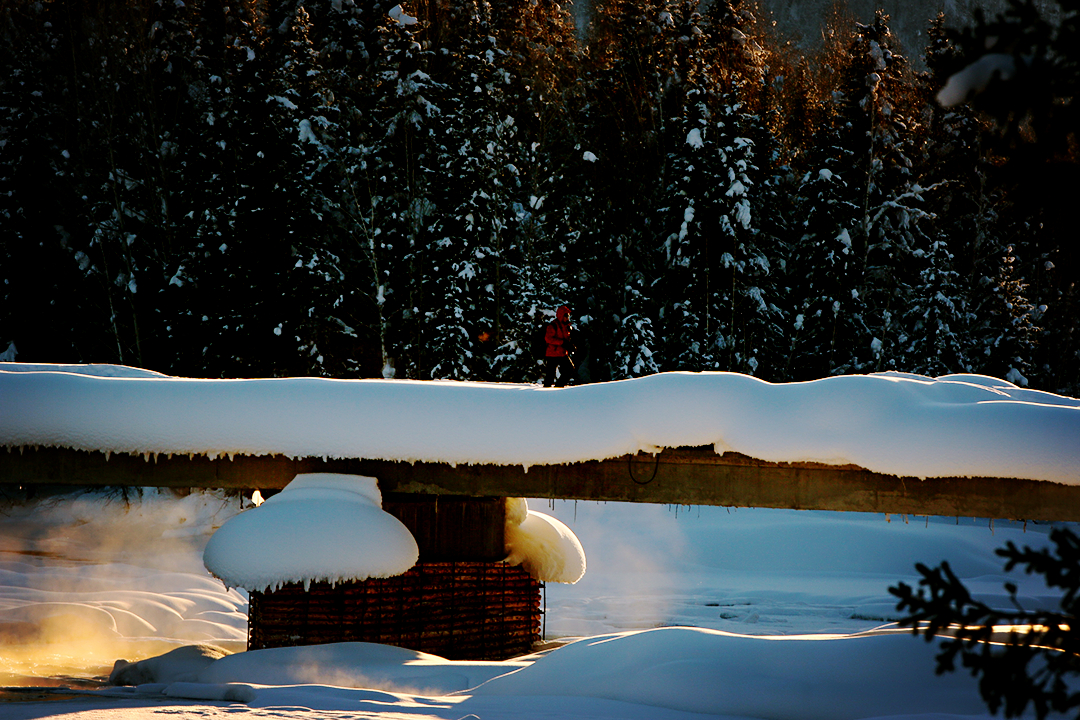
164;0;297;376
891;12;992;380
827;11;938;375
657;93;773;374
326;3;429;379
652;5;716;371
486;0;585;382
358;1;485;379
612;296;661;378
788;149;868;380
579;0;688;379
268;2;363;378
698;3;786;378
296;0;387;377
414;0;521;381
0;0;94;362
656;85;720;371
972;243;1040;387
55;0;185;368
155;0;266;375
902;233;974;377
937;0;1079;393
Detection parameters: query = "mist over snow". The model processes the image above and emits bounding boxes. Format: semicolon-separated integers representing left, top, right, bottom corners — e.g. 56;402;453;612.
0;487;248;683
3;364;1080;483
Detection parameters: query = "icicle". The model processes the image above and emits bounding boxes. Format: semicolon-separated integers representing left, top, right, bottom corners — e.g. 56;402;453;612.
227;451;235;462
143;451;151;463
105;450;112;461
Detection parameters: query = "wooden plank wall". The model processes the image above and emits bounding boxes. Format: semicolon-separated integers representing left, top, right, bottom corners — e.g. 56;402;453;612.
248;562;541;660
382;495;505;562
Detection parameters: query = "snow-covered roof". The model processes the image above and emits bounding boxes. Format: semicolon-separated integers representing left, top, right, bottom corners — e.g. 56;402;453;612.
202;473;419;592
2;364;1079;484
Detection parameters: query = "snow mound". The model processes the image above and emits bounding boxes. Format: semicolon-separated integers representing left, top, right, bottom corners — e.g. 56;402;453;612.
471;626;988;719
202;474;418;592
505;499;586;584
194;641;525;694
110;644;229;685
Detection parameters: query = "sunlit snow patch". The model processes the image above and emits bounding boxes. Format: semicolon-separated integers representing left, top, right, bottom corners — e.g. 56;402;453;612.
203;474;418;592
505;498;586;584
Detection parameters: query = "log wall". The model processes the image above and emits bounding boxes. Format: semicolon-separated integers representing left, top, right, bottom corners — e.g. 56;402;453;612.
248;561;541;660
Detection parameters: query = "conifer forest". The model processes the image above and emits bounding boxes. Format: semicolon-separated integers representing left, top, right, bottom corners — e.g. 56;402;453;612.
2;0;1077;392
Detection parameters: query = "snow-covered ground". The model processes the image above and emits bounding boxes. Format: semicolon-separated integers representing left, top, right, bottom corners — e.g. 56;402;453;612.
2;364;1079;718
0;487;1074;719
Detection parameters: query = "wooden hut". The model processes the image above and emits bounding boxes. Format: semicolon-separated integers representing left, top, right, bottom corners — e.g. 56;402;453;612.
246;496;543;660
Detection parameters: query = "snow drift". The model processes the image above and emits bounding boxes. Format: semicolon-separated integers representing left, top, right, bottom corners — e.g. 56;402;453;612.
2;365;1079;483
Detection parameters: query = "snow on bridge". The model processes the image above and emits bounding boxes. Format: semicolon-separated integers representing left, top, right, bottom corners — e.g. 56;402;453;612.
2;364;1080;520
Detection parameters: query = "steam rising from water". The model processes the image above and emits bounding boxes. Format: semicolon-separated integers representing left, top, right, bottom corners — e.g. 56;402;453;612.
0;488;249;685
540;501;692;637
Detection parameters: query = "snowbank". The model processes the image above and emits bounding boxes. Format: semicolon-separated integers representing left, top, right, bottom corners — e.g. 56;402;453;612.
202;474;418;592
470;626;990;720
45;629;993;719
2;365;1079;483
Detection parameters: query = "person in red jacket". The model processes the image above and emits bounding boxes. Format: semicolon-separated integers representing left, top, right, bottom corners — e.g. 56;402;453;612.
543;305;576;387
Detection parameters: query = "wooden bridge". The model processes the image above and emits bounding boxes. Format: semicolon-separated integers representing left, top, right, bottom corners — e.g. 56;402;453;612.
3;444;1079;522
